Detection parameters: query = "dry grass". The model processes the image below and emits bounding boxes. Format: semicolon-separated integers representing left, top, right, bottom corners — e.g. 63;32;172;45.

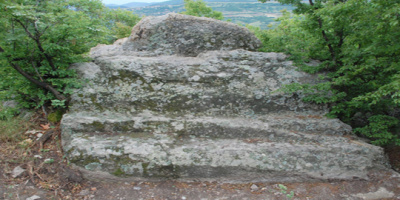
0;109;86;199
0;117;32;143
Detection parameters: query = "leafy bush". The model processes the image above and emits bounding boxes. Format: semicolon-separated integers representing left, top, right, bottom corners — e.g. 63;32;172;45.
257;0;400;146
104;8;141;41
0;0;140;110
0;105;20;121
354;115;400;146
0;0;109;108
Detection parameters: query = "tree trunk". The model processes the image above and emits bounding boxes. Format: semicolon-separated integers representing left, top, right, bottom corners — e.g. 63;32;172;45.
309;0;338;68
10;62;67;101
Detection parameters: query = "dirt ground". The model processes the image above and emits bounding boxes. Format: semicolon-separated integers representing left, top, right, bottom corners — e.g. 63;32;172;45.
1;115;400;200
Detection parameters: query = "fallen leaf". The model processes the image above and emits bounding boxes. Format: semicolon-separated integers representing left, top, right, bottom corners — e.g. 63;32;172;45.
40;123;50;130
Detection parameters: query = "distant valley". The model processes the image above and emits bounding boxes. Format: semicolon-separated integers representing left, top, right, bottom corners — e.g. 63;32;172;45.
105;0;294;29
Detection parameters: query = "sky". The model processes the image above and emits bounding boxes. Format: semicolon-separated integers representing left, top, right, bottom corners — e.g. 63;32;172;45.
102;0;167;5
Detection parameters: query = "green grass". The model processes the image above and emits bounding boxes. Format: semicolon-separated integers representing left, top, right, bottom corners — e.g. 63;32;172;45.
0;104;32;143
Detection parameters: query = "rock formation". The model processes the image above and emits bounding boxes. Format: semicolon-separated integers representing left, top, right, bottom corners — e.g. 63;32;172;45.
62;13;390;182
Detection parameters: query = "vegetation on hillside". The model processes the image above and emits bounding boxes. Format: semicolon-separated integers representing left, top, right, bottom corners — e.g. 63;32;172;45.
129;0;293;29
181;0;224;20
255;0;400;145
0;0;140;110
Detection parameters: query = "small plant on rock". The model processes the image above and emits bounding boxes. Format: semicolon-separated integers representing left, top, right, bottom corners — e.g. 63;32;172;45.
278;184;295;199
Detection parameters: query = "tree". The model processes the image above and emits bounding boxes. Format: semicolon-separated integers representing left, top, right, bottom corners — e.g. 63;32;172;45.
259;0;347;69
181;0;224;20
0;0;140;109
258;0;400;145
104;8;141;40
0;0;109;107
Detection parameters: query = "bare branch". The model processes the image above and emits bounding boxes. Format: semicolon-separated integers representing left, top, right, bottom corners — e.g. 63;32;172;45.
39;25;50;37
32;21;57;71
14;19;36;40
15;18;57;71
31;59;44;82
9;62;66;101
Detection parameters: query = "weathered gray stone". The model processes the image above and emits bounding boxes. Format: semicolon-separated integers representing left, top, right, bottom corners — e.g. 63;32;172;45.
26;195;41;200
250;184;259;191
12;166;26;178
123;13;261;56
70;50;328;116
2;100;18;109
352;187;395;200
90;13;261;58
62;13;391;182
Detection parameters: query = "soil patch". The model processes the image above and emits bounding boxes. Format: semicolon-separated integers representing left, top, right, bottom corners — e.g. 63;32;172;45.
386;145;400;172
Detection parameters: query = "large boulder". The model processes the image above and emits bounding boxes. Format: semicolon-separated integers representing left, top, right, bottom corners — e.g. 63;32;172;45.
62;14;391;182
90;13;261;58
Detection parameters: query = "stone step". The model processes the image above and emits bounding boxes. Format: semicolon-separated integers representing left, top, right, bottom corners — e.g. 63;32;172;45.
62;111;388;181
62;14;392;183
62;129;387;182
69;52;327;116
62;111;351;142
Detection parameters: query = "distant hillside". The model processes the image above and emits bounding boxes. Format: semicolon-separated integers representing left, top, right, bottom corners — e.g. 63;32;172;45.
151;0;262;5
106;0;294;29
106;4;129;9
106;2;154;9
123;2;154;8
151;0;183;5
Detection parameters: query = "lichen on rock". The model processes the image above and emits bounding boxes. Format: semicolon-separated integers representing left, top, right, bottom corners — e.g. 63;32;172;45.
62;13;391;182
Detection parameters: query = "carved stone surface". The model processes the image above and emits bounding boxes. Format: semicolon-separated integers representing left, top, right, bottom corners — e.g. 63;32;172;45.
61;14;390;182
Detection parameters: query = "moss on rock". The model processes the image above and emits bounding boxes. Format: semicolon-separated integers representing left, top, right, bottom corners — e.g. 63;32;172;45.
48;110;64;123
112;168;125;176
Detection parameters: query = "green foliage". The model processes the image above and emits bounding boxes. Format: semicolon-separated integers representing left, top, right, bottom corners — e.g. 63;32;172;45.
51;99;66;108
0;0;110;108
248;10;327;62
181;0;224;20
278;184;295;199
0;0;140;110
104;8;141;41
0;105;20;121
354;115;400;146
112;22;133;39
258;0;400;145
